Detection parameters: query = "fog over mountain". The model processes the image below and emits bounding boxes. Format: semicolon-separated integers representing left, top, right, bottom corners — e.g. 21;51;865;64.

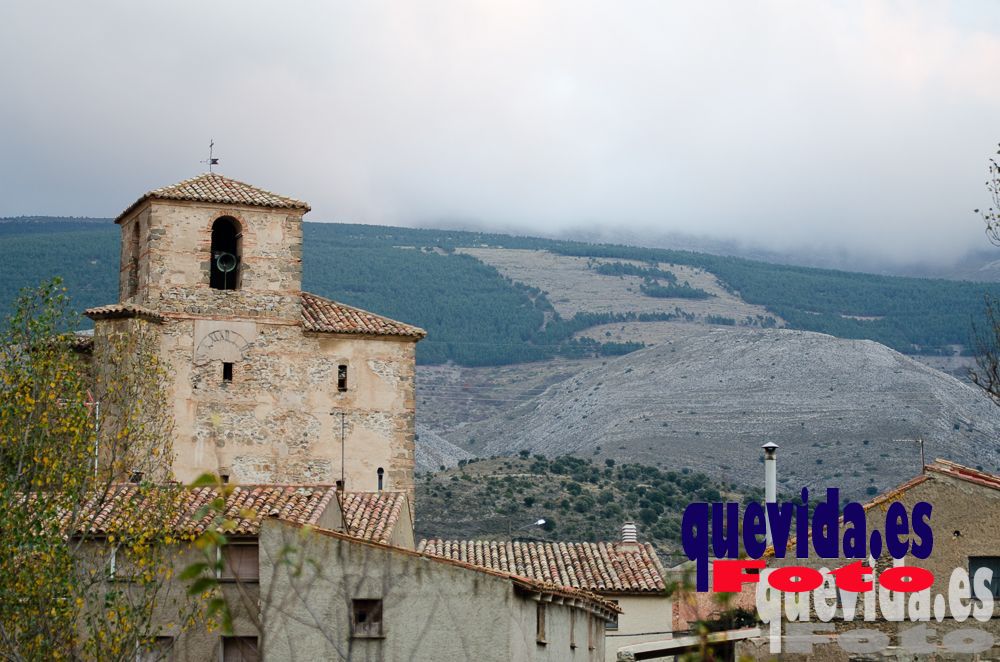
1;2;999;265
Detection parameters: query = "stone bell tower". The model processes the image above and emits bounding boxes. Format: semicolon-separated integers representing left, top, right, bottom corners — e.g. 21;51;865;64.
116;174;307;321
87;174;424;499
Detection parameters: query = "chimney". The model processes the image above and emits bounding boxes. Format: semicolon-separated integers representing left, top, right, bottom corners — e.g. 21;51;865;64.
129;470;144;484
762;442;778;546
620;521;639;550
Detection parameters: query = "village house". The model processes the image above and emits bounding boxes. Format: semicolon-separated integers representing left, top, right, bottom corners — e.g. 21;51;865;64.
419;523;672;662
737;459;1000;660
617;459;1000;661
75;483;616;661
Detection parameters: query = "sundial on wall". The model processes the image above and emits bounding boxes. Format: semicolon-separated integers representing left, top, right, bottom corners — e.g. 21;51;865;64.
194;328;251;363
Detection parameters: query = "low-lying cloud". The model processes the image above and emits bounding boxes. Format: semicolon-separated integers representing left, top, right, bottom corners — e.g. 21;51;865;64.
1;1;998;265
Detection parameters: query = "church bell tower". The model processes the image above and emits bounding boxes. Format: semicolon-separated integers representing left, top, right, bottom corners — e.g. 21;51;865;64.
87;173;424;499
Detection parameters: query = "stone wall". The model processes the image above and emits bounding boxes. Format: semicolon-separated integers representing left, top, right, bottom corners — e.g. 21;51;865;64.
739;470;1000;659
152;315;417;501
119;199;305;321
100;195;419;505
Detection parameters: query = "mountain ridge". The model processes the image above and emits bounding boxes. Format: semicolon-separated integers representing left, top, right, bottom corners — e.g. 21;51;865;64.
445;326;1000;498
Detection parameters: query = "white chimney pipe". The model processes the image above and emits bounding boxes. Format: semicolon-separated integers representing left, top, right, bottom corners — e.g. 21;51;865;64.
762;442;778;547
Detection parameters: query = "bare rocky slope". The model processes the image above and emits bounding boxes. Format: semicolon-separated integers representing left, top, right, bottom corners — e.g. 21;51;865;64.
414;423;474;473
448;327;1000;500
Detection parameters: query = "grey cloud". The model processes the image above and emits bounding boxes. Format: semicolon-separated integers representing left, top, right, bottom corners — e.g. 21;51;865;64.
1;1;999;265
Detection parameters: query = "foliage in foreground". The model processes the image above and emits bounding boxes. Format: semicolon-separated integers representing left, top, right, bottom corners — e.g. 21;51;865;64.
0;280;198;661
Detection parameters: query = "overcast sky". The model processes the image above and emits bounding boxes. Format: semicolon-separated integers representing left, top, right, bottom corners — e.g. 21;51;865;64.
1;1;999;264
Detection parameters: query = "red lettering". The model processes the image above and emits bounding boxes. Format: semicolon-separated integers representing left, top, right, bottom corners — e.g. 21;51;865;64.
879;566;934;592
769;566;824;593
712;559;765;592
830;560;873;592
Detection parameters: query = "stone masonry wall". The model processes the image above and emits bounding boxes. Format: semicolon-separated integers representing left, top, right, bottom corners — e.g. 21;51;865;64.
162;315;417;502
120;200;304;321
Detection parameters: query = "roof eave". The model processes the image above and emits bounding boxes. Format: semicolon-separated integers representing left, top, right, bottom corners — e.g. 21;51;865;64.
115;195;311;224
302;328;426;342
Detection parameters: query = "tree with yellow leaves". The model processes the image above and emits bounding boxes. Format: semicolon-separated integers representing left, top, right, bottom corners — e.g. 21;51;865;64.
0;279;198;661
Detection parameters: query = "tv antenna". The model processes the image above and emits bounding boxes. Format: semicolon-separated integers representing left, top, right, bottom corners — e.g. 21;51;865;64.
889;437;925;474
201;139;220;172
330;411;347;490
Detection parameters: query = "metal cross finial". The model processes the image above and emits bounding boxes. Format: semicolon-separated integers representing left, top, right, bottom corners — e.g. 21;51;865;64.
201;139;220;172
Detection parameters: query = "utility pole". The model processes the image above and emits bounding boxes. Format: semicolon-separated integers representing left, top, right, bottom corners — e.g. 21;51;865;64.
330;411;346;489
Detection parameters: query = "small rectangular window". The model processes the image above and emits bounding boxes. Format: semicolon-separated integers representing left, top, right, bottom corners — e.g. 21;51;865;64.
137;636;174;662
222;362;233;383
970;557;1000;598
337;365;348;392
222;636;258;662
219;544;259;582
536;603;546;644
352;599;383;638
605;600;619;630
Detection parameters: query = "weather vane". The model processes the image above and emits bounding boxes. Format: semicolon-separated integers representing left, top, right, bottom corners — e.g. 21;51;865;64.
201;139;219;172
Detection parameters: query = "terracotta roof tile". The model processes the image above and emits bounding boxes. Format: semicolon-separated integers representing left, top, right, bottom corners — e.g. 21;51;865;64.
417;539;667;594
73;484;337;537
117;173;310;222
276;520;620;617
301;292;426;338
340;492;405;544
84;303;165;323
925;458;1000;491
764;459;1000;558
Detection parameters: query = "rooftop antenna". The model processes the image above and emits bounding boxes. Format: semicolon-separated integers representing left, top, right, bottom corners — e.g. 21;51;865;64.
201;139;220;173
890;437;926;474
330;411;346;490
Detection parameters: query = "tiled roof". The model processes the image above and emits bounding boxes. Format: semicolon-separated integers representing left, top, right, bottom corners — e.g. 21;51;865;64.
301;292;426;339
925;458;1000;491
276;520;621;617
117;173;310;222
417;539;667;594
340;492;406;544
84;303;165;323
764;459;1000;558
74;484;337;537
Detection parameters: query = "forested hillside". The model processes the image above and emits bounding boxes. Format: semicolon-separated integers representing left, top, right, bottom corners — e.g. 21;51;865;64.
2;217;998;364
415;454;758;559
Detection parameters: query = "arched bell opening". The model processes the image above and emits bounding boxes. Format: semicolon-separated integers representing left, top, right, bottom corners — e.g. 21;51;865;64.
210;216;242;290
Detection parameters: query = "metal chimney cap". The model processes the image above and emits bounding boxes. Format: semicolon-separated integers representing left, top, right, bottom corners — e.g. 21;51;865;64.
761;442;779;449
762;442;778;459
